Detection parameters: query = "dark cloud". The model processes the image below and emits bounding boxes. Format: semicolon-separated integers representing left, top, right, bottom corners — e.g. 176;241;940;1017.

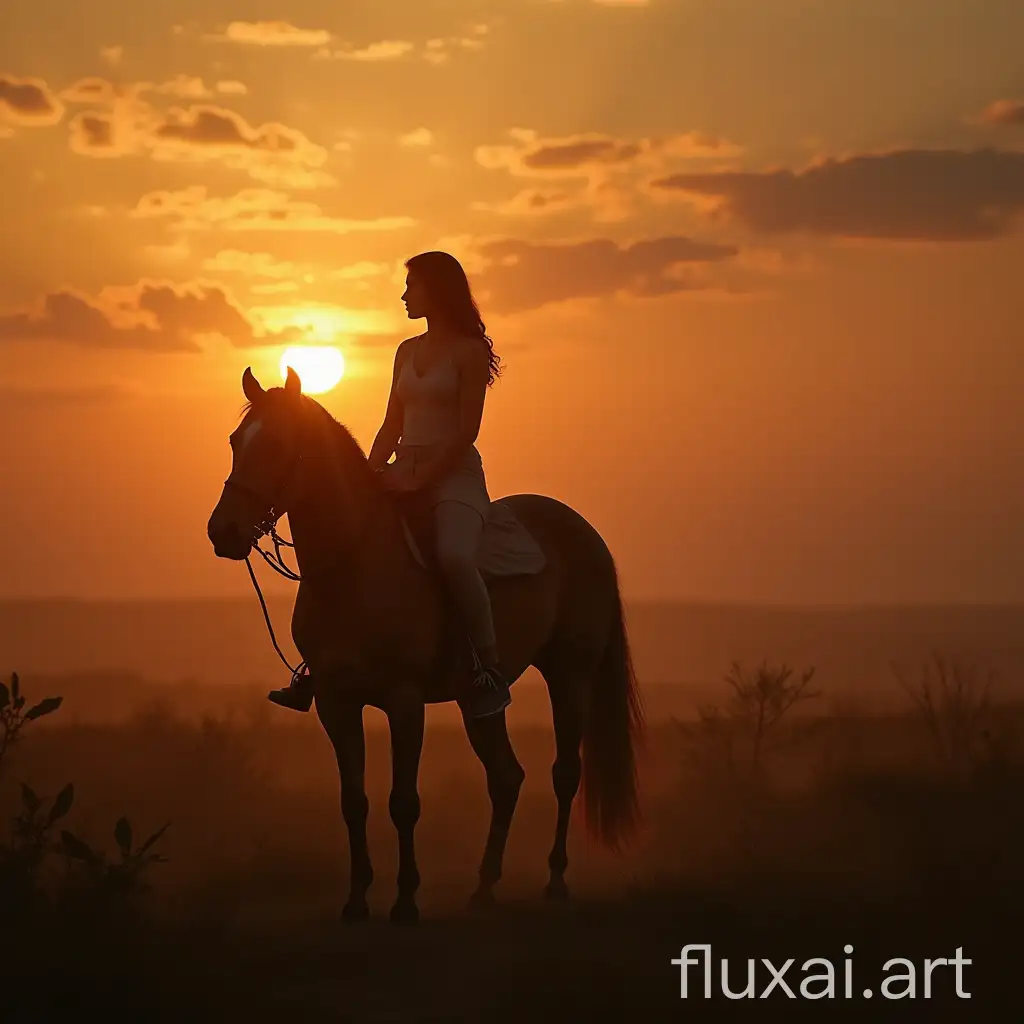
477;129;739;177
980;99;1024;126
69;111;119;154
473;236;737;313
0;281;301;352
650;148;1024;241
0;74;63;125
153;106;297;153
524;138;642;171
65;95;331;188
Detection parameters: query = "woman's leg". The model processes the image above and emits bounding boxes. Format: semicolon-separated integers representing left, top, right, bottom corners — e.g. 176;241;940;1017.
433;500;511;717
434;500;497;662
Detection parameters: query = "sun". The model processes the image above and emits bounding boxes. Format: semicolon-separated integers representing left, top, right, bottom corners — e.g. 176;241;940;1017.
279;345;345;394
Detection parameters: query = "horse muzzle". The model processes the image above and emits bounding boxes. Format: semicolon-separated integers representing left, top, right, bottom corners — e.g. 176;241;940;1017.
207;518;255;561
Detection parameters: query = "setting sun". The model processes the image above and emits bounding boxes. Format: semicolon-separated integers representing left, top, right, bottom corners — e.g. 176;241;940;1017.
279;346;345;394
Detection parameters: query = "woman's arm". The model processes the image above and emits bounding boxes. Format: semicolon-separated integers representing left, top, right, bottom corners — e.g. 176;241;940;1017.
412;340;489;488
366;340;410;471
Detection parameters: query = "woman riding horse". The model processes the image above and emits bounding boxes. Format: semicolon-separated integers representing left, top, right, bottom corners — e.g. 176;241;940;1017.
268;251;512;718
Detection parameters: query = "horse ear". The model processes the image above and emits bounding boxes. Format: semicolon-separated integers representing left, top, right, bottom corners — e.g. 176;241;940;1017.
242;366;265;403
284;365;302;397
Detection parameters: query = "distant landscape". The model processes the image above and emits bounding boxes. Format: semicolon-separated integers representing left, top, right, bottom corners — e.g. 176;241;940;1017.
3;597;1023;723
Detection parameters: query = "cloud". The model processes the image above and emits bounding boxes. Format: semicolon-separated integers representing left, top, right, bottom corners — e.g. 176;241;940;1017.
649;147;1024;241
423;25;490;65
151;75;215;100
475;177;636;223
67;93;333;189
315;24;489;63
61;77;119;104
201;250;302;279
472;189;577;217
217;21;332;47
0;74;64;126
475;127;741;221
201;251;390;288
399;127;435;147
317;40;416;62
477;128;741;178
63;76;244;103
69;111;125;156
979;99;1024;127
132;185;416;234
468;235;738;313
0;280;302;351
151;105;332;189
100;46;123;67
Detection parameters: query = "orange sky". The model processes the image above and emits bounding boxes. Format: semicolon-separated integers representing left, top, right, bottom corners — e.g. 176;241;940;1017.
1;0;1023;603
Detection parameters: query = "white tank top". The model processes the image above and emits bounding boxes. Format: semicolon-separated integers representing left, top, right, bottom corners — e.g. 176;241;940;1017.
397;341;461;447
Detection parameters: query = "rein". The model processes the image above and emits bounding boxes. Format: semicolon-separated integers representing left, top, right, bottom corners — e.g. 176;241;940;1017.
223;467;308;684
223;420;395;690
245;520;306;683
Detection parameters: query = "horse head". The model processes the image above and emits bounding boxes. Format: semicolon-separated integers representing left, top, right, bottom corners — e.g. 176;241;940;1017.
207;365;308;561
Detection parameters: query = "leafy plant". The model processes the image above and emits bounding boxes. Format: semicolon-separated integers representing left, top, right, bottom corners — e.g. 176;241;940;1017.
0;782;75;912
61;817;170;898
0;670;170;924
0;672;63;772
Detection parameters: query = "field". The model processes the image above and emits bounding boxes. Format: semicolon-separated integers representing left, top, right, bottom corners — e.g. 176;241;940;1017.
2;646;1020;1021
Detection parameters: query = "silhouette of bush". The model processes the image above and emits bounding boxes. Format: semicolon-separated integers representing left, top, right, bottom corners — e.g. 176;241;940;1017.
0;671;63;766
0;671;169;928
675;659;820;789
891;650;999;777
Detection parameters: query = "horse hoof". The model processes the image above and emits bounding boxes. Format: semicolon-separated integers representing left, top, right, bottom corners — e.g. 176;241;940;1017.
342;900;370;923
390;901;419;925
544;878;570;901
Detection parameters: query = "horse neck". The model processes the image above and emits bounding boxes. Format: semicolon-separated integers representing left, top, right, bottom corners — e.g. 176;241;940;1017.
284;426;408;594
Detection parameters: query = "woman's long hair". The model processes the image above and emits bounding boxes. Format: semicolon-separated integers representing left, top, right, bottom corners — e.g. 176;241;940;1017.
405;251;502;386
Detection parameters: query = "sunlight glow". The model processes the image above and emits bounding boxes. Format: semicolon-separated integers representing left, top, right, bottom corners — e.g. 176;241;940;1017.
279;346;345;394
254;302;398;341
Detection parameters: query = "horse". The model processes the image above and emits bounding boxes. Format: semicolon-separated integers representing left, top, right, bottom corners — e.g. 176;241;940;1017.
206;366;644;923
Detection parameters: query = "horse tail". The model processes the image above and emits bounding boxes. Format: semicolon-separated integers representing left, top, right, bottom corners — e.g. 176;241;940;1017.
581;562;644;848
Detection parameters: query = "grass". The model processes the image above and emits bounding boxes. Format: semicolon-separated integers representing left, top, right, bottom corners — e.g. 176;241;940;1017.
1;658;1021;1021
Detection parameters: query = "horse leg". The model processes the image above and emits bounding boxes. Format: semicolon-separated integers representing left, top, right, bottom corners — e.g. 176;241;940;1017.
318;698;373;921
386;690;425;924
464;710;525;907
541;666;585;900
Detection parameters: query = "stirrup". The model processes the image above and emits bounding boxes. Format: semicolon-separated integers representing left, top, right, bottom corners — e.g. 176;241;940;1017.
267;663;314;712
461;643;512;718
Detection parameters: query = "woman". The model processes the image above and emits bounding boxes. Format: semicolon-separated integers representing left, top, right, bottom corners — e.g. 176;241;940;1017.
269;251;512;718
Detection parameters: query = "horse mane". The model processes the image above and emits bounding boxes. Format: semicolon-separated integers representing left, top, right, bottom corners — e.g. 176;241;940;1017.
237;390;384;499
300;395;371;470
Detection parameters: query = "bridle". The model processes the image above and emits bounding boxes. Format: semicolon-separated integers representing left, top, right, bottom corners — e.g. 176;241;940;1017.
222;451;307;684
221;419;387;692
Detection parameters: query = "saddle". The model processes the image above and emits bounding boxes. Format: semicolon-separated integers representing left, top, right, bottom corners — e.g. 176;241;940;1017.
393;490;548;677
